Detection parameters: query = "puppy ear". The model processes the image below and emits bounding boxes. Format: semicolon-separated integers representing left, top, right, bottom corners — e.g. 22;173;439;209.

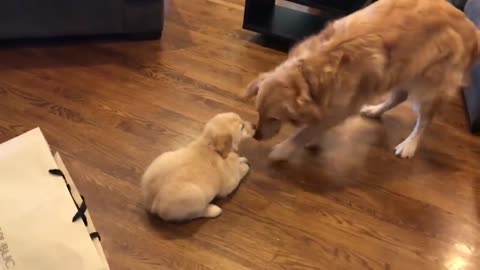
212;134;232;159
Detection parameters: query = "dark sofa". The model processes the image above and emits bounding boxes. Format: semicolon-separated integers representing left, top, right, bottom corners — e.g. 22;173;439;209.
0;0;164;40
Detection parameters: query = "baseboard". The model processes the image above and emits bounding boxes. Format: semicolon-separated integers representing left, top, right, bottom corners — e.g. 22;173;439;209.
126;31;162;40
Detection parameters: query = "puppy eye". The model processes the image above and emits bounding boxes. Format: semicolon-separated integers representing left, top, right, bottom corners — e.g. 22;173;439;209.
240;123;245;130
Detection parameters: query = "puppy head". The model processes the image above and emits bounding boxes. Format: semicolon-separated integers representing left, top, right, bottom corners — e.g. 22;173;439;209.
203;112;255;158
244;57;340;140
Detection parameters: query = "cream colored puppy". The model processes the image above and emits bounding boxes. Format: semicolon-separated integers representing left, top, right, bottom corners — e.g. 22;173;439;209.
141;113;255;222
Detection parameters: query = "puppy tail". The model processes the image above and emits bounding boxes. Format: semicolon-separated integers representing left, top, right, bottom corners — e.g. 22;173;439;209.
203;204;222;218
149;195;161;215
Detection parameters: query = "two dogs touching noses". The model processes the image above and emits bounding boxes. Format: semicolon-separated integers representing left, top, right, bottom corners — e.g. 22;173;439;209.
143;0;480;222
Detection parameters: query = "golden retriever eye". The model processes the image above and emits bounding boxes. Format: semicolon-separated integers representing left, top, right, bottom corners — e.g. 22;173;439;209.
289;118;299;126
240;123;245;130
269;118;279;122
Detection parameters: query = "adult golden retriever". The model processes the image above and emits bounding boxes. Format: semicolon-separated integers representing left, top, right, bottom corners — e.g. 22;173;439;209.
245;0;480;160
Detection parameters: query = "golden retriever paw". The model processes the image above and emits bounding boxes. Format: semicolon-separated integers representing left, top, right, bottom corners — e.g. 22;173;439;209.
394;138;418;159
268;143;294;162
360;104;384;119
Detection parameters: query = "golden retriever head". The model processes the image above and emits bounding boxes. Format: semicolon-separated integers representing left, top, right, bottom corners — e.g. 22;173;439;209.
202;112;256;158
244;57;339;140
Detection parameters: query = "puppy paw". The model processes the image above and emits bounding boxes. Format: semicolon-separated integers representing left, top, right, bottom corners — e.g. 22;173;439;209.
238;156;249;165
239;160;250;178
394;138;418;159
360;104;384;119
227;152;240;161
203;204;222;218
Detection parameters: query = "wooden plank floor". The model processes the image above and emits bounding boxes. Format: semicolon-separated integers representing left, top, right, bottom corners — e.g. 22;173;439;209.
1;0;480;269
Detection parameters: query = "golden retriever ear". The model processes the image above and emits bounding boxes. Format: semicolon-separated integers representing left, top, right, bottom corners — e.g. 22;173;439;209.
296;59;318;106
243;73;269;99
285;99;322;120
324;51;350;74
212;134;232;159
291;60;324;120
243;78;261;99
298;57;337;110
296;92;313;106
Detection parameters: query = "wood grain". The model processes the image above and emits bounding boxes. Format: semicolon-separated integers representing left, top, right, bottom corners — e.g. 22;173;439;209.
1;0;480;269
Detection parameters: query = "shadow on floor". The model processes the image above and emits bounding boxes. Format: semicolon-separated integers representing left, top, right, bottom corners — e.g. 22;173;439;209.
241;113;463;196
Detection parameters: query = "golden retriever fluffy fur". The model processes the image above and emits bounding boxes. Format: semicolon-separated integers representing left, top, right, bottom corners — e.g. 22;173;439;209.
245;0;480;160
141;113;255;222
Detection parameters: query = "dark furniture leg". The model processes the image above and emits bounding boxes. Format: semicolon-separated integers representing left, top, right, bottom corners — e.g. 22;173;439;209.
464;68;480;133
243;0;368;41
243;0;333;41
464;0;480;133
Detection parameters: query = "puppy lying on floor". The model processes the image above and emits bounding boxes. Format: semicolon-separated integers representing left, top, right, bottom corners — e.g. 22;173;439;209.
245;0;480;160
141;113;255;222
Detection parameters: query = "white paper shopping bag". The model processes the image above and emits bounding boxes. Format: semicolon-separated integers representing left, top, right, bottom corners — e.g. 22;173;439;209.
0;128;107;270
53;153;110;270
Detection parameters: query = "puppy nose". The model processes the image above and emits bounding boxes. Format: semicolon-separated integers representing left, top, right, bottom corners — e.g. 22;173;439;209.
252;124;257;130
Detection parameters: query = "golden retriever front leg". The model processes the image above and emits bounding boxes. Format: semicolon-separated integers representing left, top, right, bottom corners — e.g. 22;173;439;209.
394;98;438;158
269;139;298;162
269;124;325;161
268;110;350;161
360;90;408;118
218;153;250;198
